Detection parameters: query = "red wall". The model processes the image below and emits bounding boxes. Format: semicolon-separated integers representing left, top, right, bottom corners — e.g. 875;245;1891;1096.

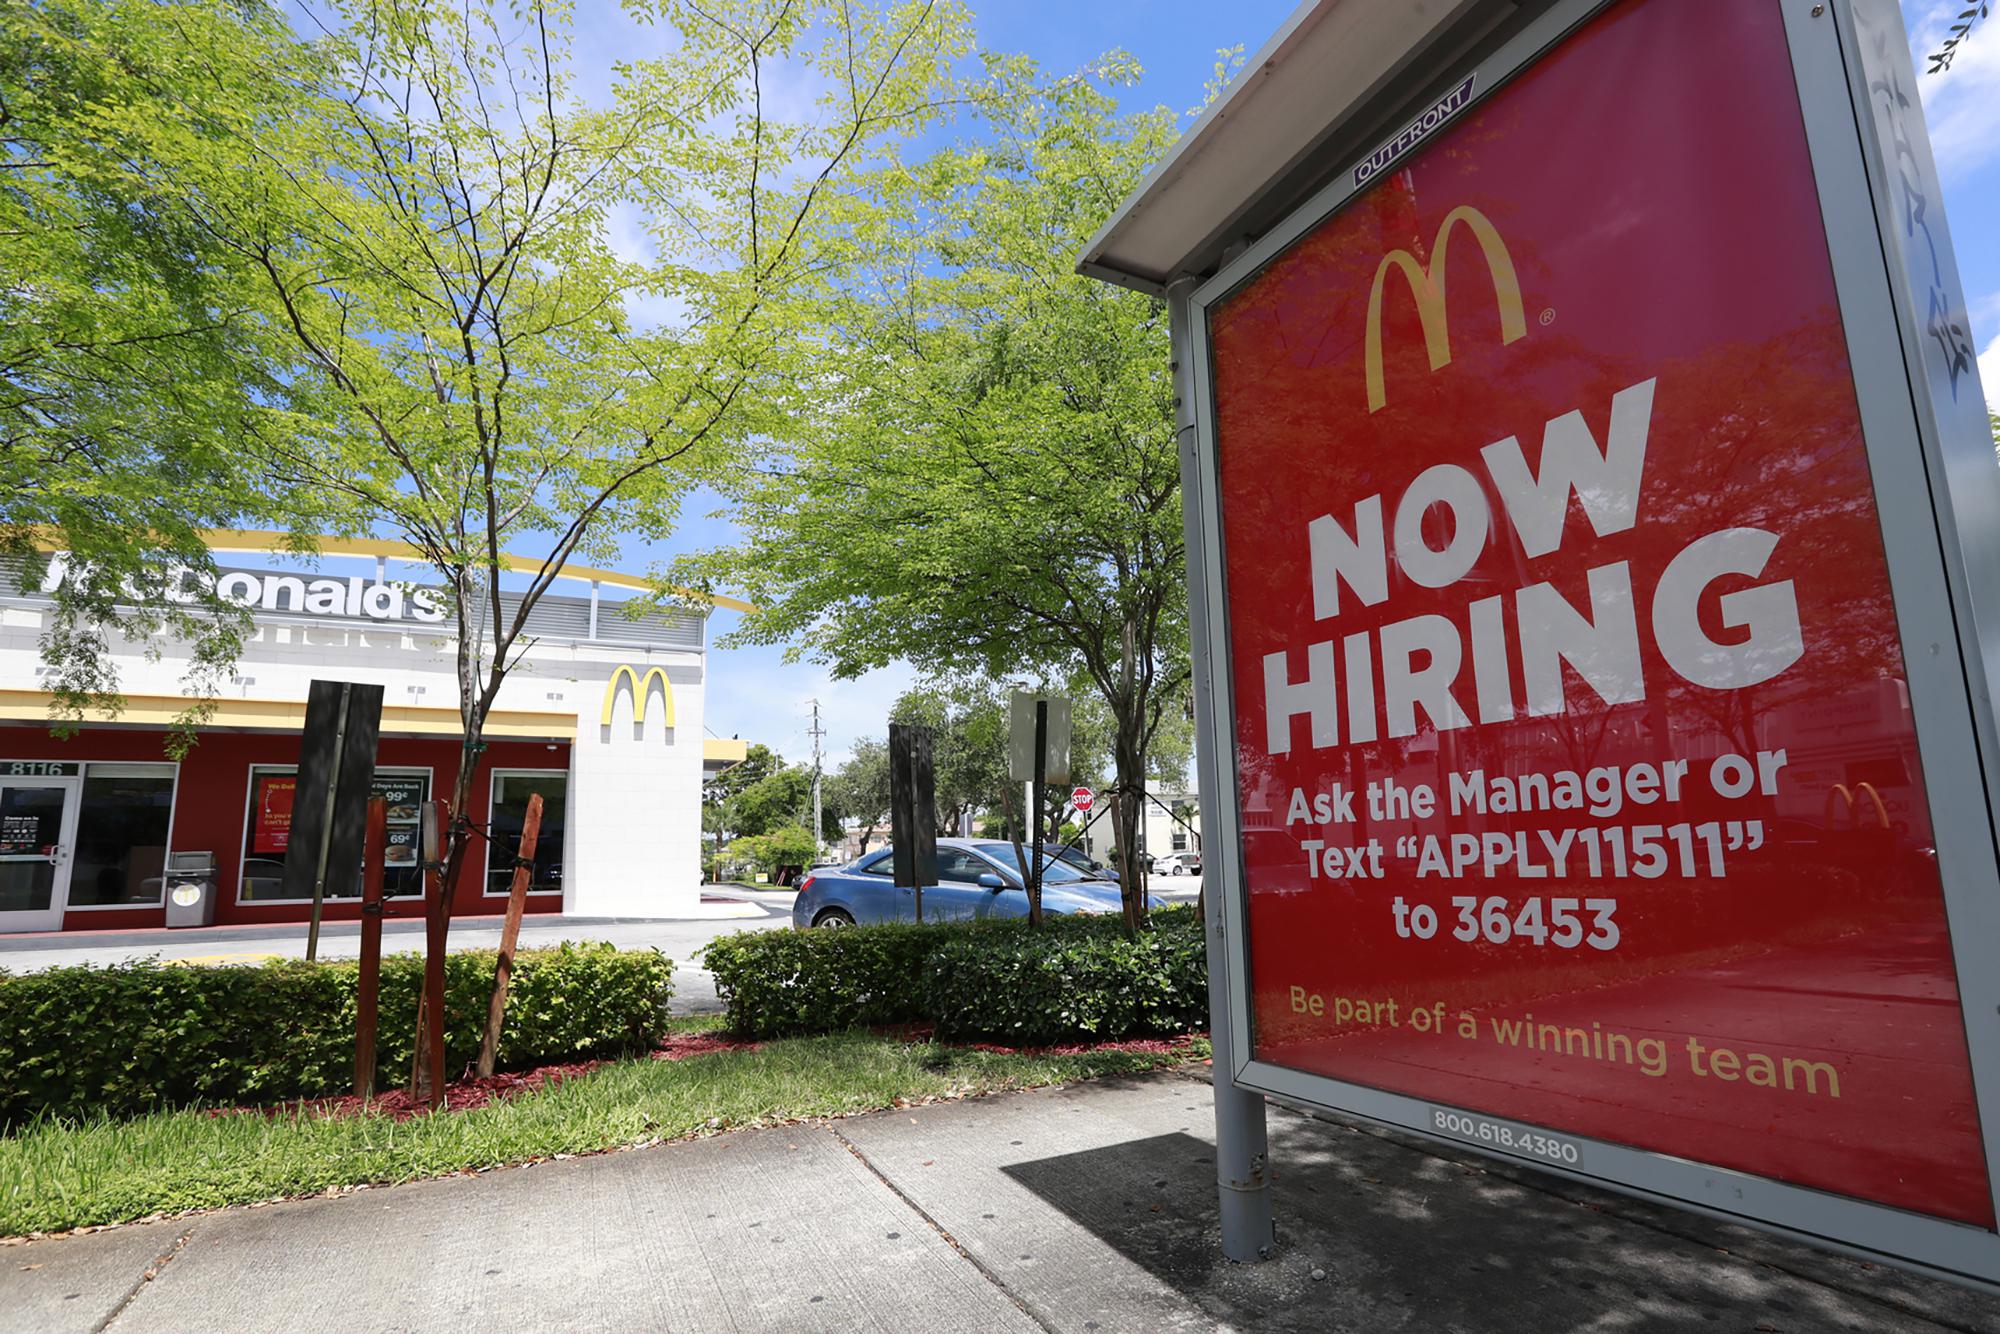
0;724;567;931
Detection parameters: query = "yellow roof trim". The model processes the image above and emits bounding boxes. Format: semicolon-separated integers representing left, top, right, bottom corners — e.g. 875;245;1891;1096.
703;737;749;764
0;690;576;740
22;527;755;614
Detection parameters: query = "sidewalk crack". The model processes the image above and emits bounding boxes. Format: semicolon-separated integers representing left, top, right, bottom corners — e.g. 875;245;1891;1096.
93;1223;196;1332
826;1124;1058;1334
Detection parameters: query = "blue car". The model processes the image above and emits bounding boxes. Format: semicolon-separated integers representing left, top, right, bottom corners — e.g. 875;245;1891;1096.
790;837;1157;927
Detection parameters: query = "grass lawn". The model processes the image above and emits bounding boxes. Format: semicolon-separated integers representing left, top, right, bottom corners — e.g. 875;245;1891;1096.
0;1022;1209;1238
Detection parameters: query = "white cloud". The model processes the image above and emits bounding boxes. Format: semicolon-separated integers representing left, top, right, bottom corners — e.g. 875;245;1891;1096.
1909;0;2000;181
1979;330;2000;410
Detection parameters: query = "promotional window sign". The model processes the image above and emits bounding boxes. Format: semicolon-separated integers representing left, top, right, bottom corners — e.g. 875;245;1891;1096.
252;775;297;855
1203;0;1992;1230
251;771;429;882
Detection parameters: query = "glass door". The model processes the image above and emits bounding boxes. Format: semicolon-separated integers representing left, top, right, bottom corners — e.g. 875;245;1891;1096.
0;777;82;932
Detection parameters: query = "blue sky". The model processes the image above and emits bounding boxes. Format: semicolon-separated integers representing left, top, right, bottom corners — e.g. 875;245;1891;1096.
266;2;2000;771
608;0;1306;768
655;0;2000;770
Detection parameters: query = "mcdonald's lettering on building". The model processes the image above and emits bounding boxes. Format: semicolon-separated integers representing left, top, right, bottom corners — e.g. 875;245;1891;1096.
1083;0;2000;1287
0;535;750;932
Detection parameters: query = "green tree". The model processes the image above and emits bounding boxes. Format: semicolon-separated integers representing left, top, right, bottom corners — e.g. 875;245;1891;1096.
1928;4;1990;72
0;0;330;743
890;679;1010;834
728;766;814;840
703;742;780;871
731;824;817;878
680;60;1185;923
139;0;966;902
823;737;893;848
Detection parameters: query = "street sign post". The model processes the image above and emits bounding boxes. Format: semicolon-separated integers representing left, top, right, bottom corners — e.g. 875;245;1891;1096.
888;723;939;919
282;679;384;960
1094;0;2000;1290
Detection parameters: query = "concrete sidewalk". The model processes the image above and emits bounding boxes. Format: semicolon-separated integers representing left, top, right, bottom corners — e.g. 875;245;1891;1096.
5;1070;1995;1333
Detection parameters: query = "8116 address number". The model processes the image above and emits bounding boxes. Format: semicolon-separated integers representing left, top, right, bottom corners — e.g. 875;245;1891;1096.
1431;1108;1583;1167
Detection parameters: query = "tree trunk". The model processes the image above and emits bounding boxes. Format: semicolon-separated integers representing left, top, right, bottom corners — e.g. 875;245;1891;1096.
1111;717;1149;933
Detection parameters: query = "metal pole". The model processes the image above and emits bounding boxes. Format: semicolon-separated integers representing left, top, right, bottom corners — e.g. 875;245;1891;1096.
1169;273;1272;1262
1030;699;1047;925
305;683;352;962
354;796;387;1099
809;699;825;857
416;798;450;1109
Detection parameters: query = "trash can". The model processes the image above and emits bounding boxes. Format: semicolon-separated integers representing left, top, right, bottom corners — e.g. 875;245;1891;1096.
163;851;219;928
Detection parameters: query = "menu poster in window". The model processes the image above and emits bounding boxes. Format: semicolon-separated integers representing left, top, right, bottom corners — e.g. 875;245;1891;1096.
384;825;419;867
251;775;297;855
373;775;424;825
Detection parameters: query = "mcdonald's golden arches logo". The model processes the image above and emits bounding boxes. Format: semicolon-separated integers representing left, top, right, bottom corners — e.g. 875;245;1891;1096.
1823;782;1889;831
1365;205;1527;413
601;664;675;728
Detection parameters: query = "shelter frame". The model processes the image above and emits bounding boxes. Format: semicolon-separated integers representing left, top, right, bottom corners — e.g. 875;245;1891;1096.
1176;0;2000;1288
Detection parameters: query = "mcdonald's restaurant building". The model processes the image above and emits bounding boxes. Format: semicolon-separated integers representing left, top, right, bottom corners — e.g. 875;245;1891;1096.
0;536;747;934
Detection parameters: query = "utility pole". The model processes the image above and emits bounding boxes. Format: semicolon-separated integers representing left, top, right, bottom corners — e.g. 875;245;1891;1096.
808;698;826;855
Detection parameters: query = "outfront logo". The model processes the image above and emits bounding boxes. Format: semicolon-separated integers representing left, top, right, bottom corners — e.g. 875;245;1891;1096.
1364;204;1526;413
601;664;675;728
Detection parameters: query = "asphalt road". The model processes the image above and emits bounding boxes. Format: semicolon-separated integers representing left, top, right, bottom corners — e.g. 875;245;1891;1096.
0;888;798;1013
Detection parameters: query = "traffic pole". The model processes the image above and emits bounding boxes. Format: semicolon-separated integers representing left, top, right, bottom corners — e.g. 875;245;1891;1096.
1030;699;1047;925
353;795;387;1099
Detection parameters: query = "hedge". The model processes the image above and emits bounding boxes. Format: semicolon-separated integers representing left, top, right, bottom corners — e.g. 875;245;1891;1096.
925;916;1208;1045
0;943;673;1124
704;908;1206;1042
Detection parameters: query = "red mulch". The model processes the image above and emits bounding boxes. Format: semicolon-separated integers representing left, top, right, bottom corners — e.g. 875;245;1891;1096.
205;1027;1191;1124
209;1060;607;1124
650;1032;762;1061
962;1035;1202;1058
209;1032;764;1124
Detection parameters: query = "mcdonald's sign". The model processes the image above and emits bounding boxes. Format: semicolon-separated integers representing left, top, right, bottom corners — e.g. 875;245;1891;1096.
1364;204;1526;413
601;664;675;728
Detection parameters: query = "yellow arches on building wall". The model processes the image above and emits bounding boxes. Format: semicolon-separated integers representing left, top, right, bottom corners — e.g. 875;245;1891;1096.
602;665;675;728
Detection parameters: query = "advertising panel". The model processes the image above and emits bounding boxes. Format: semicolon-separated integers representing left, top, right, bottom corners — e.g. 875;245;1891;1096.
249;771;429;881
1200;0;1996;1243
251;774;297;855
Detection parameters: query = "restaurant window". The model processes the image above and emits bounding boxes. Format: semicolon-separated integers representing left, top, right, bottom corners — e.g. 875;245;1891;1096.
69;764;177;907
486;772;566;894
240;766;430;901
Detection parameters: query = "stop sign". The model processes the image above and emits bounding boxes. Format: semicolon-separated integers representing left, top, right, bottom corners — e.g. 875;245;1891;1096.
1071;787;1094;812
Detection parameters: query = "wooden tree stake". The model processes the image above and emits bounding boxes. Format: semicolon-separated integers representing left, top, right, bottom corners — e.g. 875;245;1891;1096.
476;793;542;1078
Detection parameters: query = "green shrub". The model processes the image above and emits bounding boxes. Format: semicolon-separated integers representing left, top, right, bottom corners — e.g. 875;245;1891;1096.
702;923;938;1037
926;909;1207;1044
0;943;672;1123
703;908;1207;1043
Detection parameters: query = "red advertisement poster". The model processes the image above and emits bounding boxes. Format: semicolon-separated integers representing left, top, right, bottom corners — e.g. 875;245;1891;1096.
1206;0;1990;1226
252;775;297;855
